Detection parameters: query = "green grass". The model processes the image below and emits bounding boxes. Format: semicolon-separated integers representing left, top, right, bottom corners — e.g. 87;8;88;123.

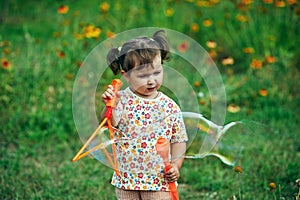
1;0;300;199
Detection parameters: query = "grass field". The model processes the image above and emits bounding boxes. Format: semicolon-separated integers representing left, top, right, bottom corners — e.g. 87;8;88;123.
1;0;300;199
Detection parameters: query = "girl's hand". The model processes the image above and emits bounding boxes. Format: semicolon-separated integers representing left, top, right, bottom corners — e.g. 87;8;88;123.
102;84;116;104
165;164;180;183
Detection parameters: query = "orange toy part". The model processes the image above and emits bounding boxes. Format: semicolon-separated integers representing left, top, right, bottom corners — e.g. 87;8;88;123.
156;138;180;200
72;79;123;177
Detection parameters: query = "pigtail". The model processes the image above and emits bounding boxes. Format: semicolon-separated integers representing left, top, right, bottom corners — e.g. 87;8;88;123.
106;47;121;75
152;30;170;62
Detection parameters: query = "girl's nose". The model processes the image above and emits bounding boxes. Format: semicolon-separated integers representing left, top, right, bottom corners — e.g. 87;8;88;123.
147;77;155;85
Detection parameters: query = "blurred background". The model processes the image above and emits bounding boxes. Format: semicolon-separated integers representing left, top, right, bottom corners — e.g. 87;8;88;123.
1;0;299;199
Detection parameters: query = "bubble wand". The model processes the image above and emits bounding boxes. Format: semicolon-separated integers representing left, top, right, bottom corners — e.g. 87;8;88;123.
156;137;180;200
72;79;123;176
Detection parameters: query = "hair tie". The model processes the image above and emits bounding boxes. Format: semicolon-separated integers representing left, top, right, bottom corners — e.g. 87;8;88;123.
149;38;154;41
118;46;122;51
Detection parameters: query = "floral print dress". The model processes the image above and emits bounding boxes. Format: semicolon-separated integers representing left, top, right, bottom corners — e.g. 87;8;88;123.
111;87;188;191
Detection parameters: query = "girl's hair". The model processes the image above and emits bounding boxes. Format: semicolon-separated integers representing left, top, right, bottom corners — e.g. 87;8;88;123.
106;30;170;75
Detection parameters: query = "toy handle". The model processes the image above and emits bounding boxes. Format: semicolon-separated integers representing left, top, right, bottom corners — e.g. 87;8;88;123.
156;138;180;200
106;79;122;108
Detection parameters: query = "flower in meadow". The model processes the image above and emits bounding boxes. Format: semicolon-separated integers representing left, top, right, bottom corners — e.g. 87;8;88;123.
287;0;297;5
243;47;254;54
190;23;199;32
99;2;110;12
259;88;268;97
227;104;240;113
208;50;217;60
275;1;286;7
296;179;300;187
57;51;65;58
234;166;243;173
265;55;276;64
206;40;217;49
73;32;83;40
58;5;69;14
269;182;276;192
222;57;234;66
106;31;115;38
236;14;248;22
263;0;273;4
83;25;101;39
250;59;263;69
241;0;253;5
178;41;189;53
1;58;11;69
165;8;174;17
203;19;213;27
194;81;201;87
196;1;211;7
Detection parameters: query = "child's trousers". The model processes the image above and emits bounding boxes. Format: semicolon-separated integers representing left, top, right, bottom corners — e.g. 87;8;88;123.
115;187;171;200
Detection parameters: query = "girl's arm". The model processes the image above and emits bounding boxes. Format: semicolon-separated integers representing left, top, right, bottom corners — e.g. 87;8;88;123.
165;142;186;182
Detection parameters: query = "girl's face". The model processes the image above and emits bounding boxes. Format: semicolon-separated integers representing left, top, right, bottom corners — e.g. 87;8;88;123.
123;55;163;99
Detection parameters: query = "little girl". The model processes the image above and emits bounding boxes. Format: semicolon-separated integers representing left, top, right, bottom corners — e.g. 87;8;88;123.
102;30;188;200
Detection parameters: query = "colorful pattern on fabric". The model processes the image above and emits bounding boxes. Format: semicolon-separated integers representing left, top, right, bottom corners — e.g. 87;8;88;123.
111;87;188;191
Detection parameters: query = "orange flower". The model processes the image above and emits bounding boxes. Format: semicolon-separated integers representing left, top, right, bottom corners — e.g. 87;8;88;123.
263;0;273;3
1;58;11;69
265;55;276;64
259;89;268;97
241;0;253;5
227;104;240;113
203;19;213;27
190;23;199;32
165;8;174;17
58;5;69;14
287;0;297;5
99;2;110;12
275;0;286;7
251;59;263;69
234;166;243;173
222;57;234;66
208;50;217;60
269;182;276;192
243;47;254;54
206;40;217;49
194;81;201;87
106;31;116;38
57;51;65;58
178;41;189;53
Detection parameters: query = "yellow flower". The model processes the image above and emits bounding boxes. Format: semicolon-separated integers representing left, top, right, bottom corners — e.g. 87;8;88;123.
57;5;69;14
165;8;174;17
196;0;211;7
206;40;217;49
236;14;248;22
99;2;110;12
227;104;240;113
194;81;201;87
243;47;254;54
190;23;199;32
203;19;213;27
269;182;276;191
83;25;101;39
222;57;234;66
275;1;286;7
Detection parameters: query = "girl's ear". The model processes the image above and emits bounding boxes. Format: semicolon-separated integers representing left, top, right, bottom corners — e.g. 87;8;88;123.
121;70;130;82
